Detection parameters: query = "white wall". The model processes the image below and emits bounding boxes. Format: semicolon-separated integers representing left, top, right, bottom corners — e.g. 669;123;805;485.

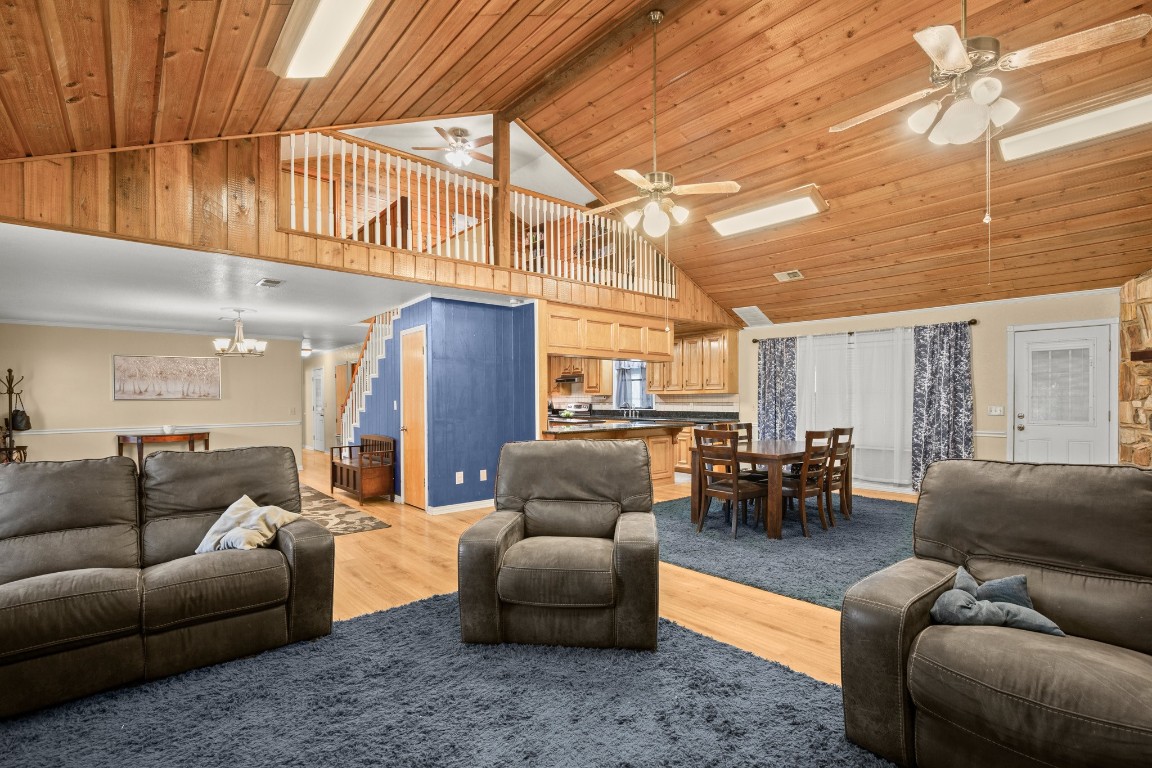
1;323;303;463
737;289;1120;460
300;344;360;451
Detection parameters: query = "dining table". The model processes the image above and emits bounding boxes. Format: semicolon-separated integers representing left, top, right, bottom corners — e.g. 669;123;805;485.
690;438;807;539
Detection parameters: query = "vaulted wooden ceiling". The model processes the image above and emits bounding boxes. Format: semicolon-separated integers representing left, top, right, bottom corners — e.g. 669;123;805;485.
0;0;1149;324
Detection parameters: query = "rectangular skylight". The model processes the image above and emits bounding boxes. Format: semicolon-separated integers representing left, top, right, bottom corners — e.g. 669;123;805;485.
708;184;827;236
998;93;1152;161
268;0;372;79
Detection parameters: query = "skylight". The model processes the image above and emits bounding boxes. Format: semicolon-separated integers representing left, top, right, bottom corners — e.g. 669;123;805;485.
998;93;1152;161
708;185;828;236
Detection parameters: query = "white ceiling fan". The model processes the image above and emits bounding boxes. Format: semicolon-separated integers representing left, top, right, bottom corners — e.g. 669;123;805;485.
587;10;739;237
829;1;1152;144
412;126;493;168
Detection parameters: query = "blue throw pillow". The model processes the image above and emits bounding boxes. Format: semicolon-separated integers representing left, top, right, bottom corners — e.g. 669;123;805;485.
930;566;1064;637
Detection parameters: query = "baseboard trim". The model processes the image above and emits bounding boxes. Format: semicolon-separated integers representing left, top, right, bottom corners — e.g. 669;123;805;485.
424;499;494;515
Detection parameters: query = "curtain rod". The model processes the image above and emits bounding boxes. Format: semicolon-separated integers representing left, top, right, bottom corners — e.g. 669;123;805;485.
752;318;977;343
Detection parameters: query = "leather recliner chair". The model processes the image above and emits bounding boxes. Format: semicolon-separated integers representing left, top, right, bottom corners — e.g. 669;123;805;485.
841;459;1152;768
458;439;659;650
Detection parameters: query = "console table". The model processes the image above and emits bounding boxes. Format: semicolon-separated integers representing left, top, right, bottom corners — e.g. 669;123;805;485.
117;432;210;466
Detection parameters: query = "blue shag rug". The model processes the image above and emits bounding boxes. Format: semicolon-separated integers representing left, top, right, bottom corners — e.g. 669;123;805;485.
0;594;892;768
655;494;916;609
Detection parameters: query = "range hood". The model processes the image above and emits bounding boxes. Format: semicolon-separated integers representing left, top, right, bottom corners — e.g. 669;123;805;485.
555;373;583;383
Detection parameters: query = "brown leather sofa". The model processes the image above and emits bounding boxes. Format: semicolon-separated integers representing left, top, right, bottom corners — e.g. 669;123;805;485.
458;439;659;650
841;459;1152;768
0;446;334;718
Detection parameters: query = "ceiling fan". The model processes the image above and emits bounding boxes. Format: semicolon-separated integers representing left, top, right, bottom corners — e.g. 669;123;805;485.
587;10;739;237
829;1;1152;144
412;127;493;168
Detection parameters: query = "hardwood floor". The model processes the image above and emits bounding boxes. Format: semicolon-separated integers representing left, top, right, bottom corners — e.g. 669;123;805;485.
300;449;917;686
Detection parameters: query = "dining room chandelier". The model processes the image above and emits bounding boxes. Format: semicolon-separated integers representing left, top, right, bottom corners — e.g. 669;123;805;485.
213;309;266;357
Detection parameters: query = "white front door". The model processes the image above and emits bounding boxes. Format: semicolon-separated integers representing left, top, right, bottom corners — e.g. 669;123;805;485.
1011;324;1113;463
311;368;325;451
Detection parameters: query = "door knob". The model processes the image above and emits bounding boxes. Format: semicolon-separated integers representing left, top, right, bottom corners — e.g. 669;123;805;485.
1016;425;1025;431
400;427;408;432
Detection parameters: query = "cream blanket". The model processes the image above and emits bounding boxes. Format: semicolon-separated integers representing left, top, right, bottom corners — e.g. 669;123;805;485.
195;494;302;553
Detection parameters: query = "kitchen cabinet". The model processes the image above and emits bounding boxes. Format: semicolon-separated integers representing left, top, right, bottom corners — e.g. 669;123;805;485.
666;338;683;391
674;428;693;473
548;356;612;397
681;336;702;390
646;434;674;482
582;359;613;396
545;305;673;362
702;332;727;391
646;359;665;392
653;330;738;395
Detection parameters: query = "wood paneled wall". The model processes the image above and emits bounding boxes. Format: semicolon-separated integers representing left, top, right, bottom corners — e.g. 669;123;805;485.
0;136;737;329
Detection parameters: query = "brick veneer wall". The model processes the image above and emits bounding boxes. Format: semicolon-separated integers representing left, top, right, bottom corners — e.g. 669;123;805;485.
1120;270;1152;467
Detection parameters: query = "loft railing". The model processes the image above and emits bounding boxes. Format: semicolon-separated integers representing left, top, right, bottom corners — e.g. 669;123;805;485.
279;131;678;299
281;131;494;263
509;188;678;299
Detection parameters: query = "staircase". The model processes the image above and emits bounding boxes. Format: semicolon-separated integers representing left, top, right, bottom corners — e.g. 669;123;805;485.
338;308;401;445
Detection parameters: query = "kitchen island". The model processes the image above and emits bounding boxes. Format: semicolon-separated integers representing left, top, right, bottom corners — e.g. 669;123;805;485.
541;420;695;484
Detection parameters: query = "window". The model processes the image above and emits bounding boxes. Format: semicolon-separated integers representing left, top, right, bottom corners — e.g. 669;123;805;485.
614;361;653;409
795;329;913;488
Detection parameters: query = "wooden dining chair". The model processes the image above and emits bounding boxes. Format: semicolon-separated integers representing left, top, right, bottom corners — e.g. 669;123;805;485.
712;421;766;482
825;427;854;522
778;430;833;537
694;428;769;539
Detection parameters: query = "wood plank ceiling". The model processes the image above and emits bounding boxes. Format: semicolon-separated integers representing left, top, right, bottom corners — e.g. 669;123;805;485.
0;0;1149;324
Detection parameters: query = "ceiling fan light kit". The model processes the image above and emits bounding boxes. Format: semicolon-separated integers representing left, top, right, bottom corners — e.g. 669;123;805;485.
590;10;739;235
412;126;494;168
829;2;1151;145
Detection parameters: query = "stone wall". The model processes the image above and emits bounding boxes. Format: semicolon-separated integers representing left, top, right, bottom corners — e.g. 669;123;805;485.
1120;269;1152;467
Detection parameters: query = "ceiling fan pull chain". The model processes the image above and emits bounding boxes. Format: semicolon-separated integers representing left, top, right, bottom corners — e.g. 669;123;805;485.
984;125;992;285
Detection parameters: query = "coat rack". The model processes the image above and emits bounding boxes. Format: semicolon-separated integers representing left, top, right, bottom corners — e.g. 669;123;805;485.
2;368;26;463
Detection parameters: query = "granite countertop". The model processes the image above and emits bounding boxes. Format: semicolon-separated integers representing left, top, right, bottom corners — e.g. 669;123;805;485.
542;420;695;435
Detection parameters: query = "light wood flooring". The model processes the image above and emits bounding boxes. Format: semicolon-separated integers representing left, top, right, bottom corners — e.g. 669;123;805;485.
300;449;916;687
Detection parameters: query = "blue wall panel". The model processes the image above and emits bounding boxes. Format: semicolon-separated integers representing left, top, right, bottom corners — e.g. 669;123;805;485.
355;297;535;509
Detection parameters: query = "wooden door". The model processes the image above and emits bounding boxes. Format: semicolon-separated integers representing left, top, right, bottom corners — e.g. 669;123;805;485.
401;329;427;509
682;336;703;390
702;332;727;390
667;338;684;391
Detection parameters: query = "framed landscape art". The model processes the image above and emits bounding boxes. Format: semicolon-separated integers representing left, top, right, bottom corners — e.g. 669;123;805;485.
113;355;221;401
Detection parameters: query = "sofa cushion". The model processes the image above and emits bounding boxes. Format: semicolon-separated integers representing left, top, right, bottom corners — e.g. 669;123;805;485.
497;537;615;608
908;625;1152;768
524;499;620;539
0;568;141;662
141;549;289;632
0;457;140;585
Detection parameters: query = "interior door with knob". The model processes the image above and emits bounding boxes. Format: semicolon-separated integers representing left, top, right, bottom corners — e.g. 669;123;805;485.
401;328;427;509
1010;324;1114;464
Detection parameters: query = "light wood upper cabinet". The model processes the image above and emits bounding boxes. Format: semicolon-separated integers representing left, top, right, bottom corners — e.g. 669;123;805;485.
681;336;703;390
655;330;738;395
544;304;672;362
646;359;665;392
666;338;683;391
583;359;613;395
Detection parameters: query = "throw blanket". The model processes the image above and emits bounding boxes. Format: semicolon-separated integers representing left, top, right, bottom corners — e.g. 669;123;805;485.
196;495;301;553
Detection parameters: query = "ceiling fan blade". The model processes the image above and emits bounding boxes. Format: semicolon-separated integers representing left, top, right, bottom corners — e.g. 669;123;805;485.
434;126;451;142
671;181;741;195
471;135;494;148
828;84;948;132
586;195;645;215
913;25;972;75
615;169;653;190
998;14;1152;71
412;145;448;151
468;151;493;164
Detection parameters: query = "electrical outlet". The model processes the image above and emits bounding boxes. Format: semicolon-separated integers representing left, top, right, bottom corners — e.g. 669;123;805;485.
455;471;464;484
479;469;487;481
987;405;1005;416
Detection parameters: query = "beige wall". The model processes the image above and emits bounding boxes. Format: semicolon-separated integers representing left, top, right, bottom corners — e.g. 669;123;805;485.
737;289;1120;460
1;323;302;463
300;345;360;452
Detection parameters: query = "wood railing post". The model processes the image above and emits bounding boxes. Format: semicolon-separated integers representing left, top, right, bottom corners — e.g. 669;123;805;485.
492;117;512;268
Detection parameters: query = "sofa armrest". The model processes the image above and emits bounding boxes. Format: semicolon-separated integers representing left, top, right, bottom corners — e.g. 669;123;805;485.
841;557;956;767
458;510;524;643
273;518;335;643
613;512;659;650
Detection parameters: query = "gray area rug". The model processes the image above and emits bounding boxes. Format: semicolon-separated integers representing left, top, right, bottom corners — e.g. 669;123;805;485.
299;484;389;535
655;495;915;609
1;594;892;768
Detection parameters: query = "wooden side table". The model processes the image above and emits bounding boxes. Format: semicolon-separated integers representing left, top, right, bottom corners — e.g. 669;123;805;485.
117;432;210;466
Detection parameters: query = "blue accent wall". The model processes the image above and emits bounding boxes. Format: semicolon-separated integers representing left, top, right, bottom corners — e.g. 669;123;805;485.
355;297;536;509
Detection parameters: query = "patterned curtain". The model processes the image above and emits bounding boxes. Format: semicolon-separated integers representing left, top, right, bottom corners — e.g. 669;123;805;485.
757;337;797;440
911;322;974;489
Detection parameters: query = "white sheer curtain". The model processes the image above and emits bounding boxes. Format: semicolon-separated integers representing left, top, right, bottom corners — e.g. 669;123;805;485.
795;329;913;488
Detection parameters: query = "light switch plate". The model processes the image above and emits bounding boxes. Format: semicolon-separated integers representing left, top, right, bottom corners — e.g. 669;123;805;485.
479;469;487;481
987;405;1005;416
455;471;464;484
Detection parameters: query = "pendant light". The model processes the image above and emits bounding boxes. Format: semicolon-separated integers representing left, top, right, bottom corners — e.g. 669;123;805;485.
213;309;266;358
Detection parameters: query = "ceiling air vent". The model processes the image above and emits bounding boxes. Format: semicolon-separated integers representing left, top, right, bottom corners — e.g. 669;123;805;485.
255;278;284;288
732;306;772;326
774;269;804;282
